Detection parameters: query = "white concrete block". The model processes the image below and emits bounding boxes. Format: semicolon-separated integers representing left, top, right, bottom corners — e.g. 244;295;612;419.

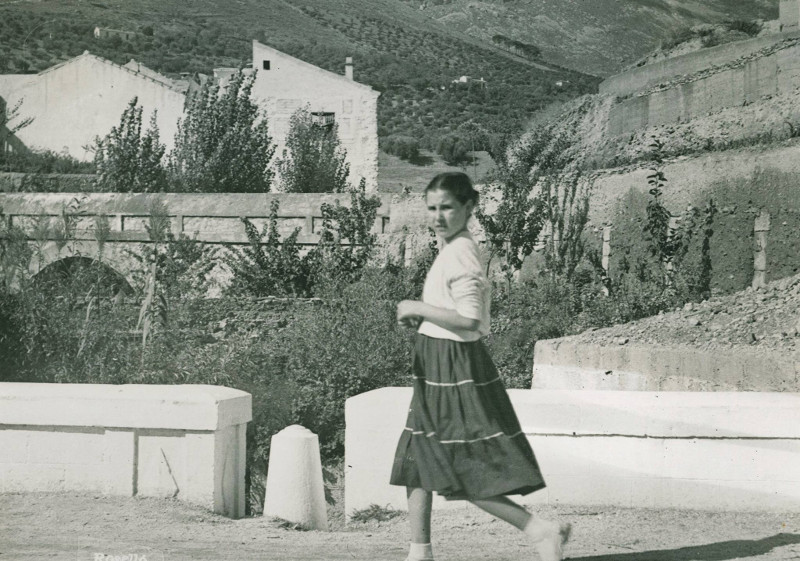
137;432;187;499
211;423;247;519
1;463;66;492
0;383;252;431
0;383;251;518
102;429;135;496
64;464;108;492
345;388;800;513
264;425;328;530
0;428;30;462
26;428;104;465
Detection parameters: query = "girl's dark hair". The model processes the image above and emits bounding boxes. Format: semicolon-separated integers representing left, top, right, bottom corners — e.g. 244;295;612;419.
424;172;479;205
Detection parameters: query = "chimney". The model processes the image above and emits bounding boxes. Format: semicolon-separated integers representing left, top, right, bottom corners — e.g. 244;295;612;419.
345;57;353;80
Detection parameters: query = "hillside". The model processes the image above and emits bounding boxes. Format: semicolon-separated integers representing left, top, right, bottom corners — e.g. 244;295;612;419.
401;0;779;76
0;0;596;149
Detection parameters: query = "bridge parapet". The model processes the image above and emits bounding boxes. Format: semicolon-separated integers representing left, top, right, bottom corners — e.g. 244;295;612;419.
0;192;394;246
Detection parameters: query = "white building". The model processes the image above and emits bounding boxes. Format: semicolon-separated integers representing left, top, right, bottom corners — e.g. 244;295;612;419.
0;42;380;190
0;52;185;161
246;40;379;191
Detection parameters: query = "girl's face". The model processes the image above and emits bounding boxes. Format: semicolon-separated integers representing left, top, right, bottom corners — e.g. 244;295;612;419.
426;188;473;242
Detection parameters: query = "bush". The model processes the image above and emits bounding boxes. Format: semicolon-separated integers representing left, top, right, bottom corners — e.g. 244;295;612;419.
727;19;762;37
436;133;469;165
350;504;403;523
278;107;350;193
382;135;420;161
0;149;94;175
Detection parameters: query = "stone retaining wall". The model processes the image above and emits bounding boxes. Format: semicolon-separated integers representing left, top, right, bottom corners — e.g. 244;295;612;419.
607;39;800;136
532;340;798;392
599;30;800;97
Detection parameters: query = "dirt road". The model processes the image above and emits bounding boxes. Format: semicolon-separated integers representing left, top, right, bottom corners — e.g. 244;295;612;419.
2;492;799;561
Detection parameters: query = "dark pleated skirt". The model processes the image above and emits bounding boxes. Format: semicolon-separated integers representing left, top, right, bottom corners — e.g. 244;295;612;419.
389;333;546;500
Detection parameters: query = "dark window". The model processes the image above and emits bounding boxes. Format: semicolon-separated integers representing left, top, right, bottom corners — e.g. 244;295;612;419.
311;111;335;128
263;60;271;70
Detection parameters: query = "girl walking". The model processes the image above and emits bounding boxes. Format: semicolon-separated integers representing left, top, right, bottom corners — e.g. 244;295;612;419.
391;172;571;561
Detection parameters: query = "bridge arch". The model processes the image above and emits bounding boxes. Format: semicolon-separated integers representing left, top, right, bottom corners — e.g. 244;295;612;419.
33;255;134;296
29;241;140;293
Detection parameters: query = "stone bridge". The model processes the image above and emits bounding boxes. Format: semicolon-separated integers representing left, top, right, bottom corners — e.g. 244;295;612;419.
0;192;425;291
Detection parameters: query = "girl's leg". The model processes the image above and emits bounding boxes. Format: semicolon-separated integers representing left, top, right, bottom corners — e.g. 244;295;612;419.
406;487;434;560
469;496;571;561
469;495;530;530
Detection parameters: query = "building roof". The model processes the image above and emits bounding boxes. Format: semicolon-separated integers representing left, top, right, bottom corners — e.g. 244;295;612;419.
252;40;378;97
35;51;185;93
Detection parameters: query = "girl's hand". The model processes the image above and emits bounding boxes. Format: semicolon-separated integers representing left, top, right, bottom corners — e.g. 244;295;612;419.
397;300;422;329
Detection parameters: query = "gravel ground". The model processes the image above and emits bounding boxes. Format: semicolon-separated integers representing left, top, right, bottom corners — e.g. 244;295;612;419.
2;492;800;561
565;274;800;353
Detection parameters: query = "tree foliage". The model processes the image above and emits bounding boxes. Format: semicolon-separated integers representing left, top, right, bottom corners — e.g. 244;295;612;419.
278;108;350;193
92;97;168;192
0;98;33;165
309;179;383;290
477;99;592;279
225;200;313;297
381;135;420;161
436;133;470;165
169;70;276;193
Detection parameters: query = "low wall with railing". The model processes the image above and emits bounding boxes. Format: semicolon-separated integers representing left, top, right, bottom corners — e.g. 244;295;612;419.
0;383;252;518
345;387;800;515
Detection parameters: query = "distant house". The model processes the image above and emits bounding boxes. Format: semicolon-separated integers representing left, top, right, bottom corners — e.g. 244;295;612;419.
451;75;487;87
246;41;379;191
94;27;137;41
0;52;185;161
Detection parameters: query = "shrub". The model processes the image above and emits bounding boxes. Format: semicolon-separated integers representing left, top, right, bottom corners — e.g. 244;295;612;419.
0;149;95;175
278;107;351;193
382;135;420;161
224;200;313;298
661;27;695;51
727;19;762;37
283;288;414;460
350;504;403;523
436;133;470;165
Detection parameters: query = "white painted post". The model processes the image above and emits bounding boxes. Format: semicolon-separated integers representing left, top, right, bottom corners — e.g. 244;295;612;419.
602;226;612;296
601;226;612;273
753;209;770;289
263;425;328;530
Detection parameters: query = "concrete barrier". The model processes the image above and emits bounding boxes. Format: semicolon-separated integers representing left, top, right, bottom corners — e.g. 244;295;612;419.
0;383;251;518
344;387;800;516
532;340;799;392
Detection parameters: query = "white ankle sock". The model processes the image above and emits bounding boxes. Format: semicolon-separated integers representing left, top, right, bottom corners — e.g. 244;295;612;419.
523;516;554;541
409;542;433;560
